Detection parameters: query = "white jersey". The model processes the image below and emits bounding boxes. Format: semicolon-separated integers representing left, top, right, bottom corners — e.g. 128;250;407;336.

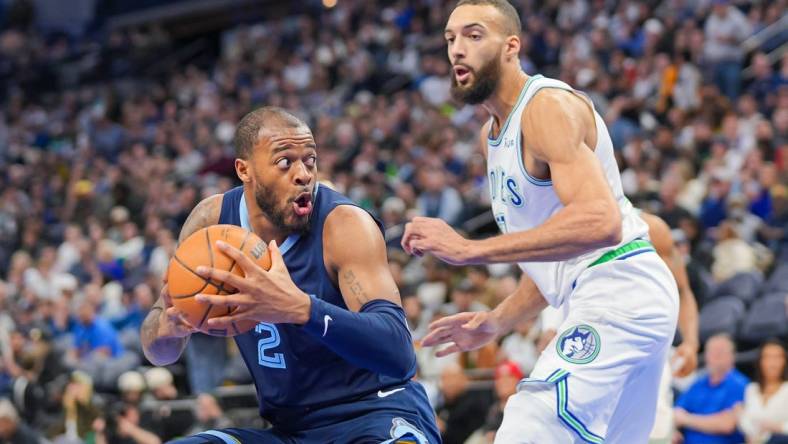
487;74;648;307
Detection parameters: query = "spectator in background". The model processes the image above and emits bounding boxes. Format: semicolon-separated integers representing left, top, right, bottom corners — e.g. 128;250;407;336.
117;371;146;406
58;371;102;442
143;368;177;402
499;318;539;377
186;394;233;436
759;185;788;259
441;279;488;316
0;398;42;444
674;334;748;444
416;165;463;226
142;368;193;441
436;363;492;444
712;220;758;282
738;340;788;444
481;361;523;444
71;296;132;387
94;403;161;444
403;289;431;342
703;0;752;99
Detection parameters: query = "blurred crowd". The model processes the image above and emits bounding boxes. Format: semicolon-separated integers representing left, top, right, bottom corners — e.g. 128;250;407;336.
0;0;787;442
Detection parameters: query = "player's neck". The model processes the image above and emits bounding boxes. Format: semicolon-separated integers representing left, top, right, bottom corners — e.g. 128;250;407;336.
483;70;529;130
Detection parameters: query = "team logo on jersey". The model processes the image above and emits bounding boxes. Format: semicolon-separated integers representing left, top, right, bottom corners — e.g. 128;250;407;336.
388;417;428;444
556;324;600;364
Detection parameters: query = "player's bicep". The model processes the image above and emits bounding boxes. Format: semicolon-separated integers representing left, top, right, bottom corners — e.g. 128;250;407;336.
524;91;617;210
325;206;401;312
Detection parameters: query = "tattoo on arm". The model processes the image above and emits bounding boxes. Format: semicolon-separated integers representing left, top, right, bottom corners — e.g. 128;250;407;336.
342;269;400;308
141;298;165;345
343;269;370;307
178;195;222;244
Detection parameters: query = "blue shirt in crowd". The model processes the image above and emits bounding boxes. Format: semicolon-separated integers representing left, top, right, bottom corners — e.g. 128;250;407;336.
675;368;749;444
72;317;124;358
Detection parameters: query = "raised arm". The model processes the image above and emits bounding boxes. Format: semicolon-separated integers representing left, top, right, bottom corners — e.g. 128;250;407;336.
467;89;622;263
140;194;222;366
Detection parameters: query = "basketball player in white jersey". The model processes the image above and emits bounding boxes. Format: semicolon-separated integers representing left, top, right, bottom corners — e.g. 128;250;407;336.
402;1;679;442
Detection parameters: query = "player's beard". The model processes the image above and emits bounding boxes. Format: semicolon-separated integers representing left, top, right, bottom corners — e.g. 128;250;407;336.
253;181;311;235
450;51;502;105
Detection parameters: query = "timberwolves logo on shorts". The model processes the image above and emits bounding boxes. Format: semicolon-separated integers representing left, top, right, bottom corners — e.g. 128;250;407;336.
556;324;600;364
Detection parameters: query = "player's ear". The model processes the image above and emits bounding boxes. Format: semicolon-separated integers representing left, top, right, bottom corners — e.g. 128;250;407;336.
235;158;252;183
504;35;521;61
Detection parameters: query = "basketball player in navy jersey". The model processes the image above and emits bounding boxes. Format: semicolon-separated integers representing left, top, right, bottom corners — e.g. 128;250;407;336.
140;107;440;443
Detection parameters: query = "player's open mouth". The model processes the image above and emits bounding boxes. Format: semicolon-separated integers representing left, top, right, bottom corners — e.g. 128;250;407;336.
454;65;471;84
293;192;313;217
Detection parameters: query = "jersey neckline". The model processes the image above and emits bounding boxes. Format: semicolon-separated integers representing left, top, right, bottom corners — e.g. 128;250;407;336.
238;186;319;256
488;74;542;146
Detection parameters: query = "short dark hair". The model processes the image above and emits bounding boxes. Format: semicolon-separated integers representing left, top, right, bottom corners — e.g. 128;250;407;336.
233;106;307;159
454;0;521;36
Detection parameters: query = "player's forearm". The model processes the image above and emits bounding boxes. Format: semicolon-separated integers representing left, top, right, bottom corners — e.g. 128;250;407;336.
302;297;416;379
677;287;699;349
140;306;187;366
467;201;621;264
491;276;548;336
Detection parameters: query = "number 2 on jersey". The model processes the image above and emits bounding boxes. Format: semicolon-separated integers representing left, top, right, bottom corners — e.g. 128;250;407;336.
256;323;286;369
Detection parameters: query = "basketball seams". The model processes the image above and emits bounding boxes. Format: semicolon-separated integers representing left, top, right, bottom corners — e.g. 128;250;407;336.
197;304;214;328
200;228;219;332
171;254;225;290
227;229;251;281
171;282;222;299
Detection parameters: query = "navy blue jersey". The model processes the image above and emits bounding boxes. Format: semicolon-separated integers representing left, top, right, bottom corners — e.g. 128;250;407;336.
217;184;416;427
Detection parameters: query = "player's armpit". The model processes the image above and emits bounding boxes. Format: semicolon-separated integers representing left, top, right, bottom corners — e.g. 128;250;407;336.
323;205;401;312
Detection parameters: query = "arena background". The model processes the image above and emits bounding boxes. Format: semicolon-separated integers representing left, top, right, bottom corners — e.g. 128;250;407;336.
0;0;786;443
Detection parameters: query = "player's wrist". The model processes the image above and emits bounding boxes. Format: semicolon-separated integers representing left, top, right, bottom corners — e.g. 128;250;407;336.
459;239;481;265
487;308;507;337
290;291;312;325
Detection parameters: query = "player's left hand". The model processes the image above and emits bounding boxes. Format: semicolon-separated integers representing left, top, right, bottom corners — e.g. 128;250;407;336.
672;341;699;377
401;217;472;265
194;240;311;327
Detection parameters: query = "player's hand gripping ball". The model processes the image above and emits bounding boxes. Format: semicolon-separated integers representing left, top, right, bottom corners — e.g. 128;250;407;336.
167;225;271;336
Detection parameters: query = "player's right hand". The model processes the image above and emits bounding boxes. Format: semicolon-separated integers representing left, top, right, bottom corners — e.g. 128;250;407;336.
421;311;500;357
158;284;197;339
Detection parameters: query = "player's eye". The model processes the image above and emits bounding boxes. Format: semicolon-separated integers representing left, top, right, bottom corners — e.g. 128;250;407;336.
276;158;291;169
470;33;482;41
446;36;455;44
304;156;317;167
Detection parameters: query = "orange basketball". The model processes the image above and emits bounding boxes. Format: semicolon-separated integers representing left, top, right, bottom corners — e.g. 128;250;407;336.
167;225;271;336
